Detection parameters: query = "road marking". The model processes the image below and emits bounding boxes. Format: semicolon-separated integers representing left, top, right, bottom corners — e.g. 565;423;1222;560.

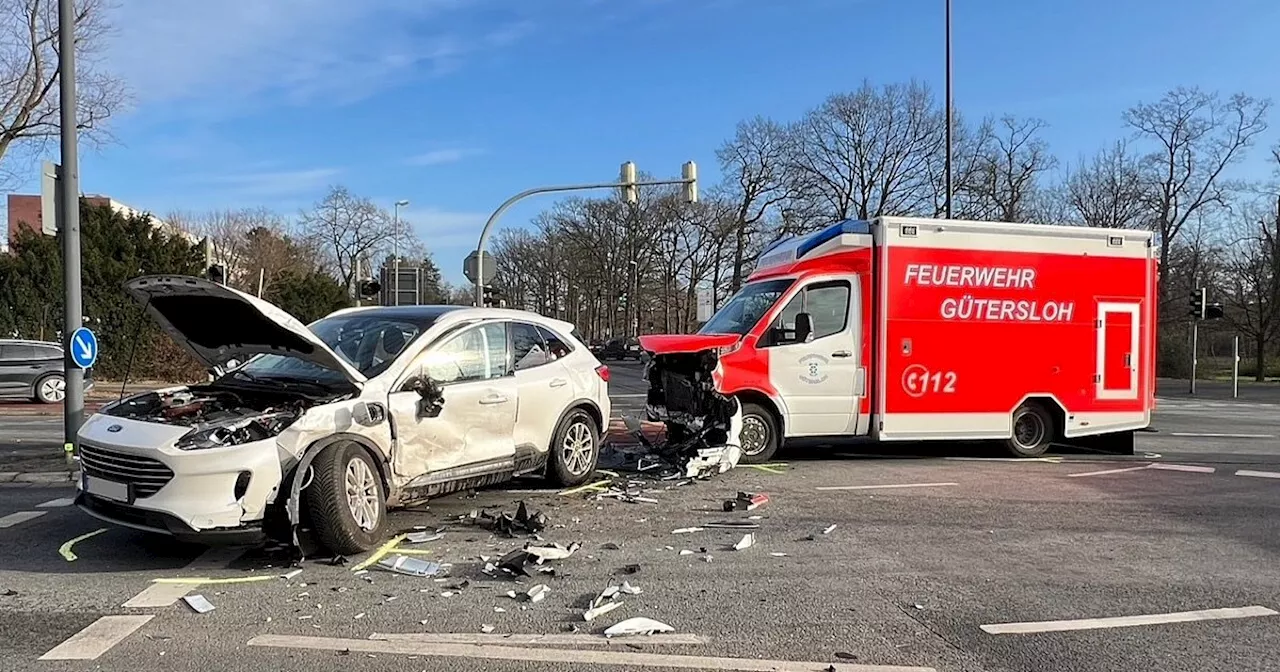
122;545;247;608
945;456;1063;463
59;528;108;561
249;634;936;671
1067;465;1153;478
0;510;46;528
980;605;1278;635
816;482;958;491
1168;432;1275;439
38;615;155;660
1149;463;1216;474
37;497;75;508
1236;470;1280;479
371;632;710;645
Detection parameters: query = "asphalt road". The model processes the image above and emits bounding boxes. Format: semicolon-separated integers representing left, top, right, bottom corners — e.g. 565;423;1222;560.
2;363;1279;672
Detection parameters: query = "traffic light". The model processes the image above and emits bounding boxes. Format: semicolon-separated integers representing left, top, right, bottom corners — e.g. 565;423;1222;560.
358;278;381;299
682;161;698;204
1189;288;1206;320
619;161;638;205
1205;303;1225;320
481;285;501;308
206;264;226;285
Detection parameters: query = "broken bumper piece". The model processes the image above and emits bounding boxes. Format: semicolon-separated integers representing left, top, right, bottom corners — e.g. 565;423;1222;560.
627;398;743;479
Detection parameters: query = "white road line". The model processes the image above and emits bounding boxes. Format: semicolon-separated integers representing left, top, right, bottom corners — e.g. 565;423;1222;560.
1168;432;1275;439
1067;465;1153;478
0;510;46;528
37;497;75;508
1236;470;1280;480
38;615;155;660
372;633;710;645
980;605;1278;635
1150;464;1216;474
944;457;1061;463
816;482;959;491
611;394;648;398
121;545;246;608
249;634;936;672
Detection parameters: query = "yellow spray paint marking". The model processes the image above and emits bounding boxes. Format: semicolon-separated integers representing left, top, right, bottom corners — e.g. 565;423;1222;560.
152;575;277;585
745;463;788;474
387;548;433;556
351;533;410;572
557;479;612;496
596;470;620;478
58;528;108;562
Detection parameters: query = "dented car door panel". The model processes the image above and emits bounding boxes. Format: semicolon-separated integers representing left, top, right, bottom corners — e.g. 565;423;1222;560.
510;321;576;456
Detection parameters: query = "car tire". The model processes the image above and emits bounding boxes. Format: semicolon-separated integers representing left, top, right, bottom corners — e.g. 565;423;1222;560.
305;443;388;555
34;373;66;404
1004;403;1055;458
738;401;780;464
547;408;600;487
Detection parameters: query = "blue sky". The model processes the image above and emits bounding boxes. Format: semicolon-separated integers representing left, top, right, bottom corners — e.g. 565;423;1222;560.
32;0;1280;283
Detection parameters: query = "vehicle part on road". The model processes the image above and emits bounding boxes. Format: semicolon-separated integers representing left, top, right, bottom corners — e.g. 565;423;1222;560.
183;594;215;613
377;555;442;577
605;617;676;637
1005;402;1056;457
307;443;389;555
525;541;581;561
732;533;755;550
723;491;769;511
705;521;760;530
548;408;601;486
470;500;549;537
526;584;550;603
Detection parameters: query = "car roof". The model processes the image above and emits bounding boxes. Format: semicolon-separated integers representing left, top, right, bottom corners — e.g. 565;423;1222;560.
325;305;578;334
0;339;61;347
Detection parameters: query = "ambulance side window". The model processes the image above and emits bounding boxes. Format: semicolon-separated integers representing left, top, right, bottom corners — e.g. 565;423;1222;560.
770;280;850;344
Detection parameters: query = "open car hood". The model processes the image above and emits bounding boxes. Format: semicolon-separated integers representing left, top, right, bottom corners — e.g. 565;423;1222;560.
124;275;366;385
638;333;741;355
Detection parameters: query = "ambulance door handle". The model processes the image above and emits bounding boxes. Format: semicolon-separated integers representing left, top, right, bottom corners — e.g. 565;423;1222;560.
831;350;852;358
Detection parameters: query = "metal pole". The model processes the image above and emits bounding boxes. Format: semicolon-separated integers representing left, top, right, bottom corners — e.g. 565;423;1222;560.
943;0;953;219
473;177;694;306
59;0;83;455
1232;335;1240;399
1189;320;1198;395
257;268;264;298
392;202;401;306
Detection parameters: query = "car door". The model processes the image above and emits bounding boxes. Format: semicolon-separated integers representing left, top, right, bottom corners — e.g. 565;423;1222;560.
0;344;37;395
763;278;862;436
509;321;577;457
386;322;517;483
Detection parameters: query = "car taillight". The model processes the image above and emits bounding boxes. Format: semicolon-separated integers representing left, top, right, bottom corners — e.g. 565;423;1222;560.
595;365;610;382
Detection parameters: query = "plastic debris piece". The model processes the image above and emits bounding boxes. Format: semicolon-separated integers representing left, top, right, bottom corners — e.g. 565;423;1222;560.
620;580;642;595
481;624;495;633
679;549;694;556
622;564;641;574
671;527;703;534
183;594;215;614
770;552;788;557
377;555;442;577
733;533;755;551
405;531;444;544
497;549;534;577
583;600;623;621
524;541;581;561
526;584;550;603
600;543;622;550
441;591;455;598
494;607;506;613
281;569;303;580
354;612;366;620
723;491;770;512
822;524;837;535
704;521;760;529
604;617;676;637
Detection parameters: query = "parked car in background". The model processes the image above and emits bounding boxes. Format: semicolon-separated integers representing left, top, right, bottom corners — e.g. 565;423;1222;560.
0;339;93;403
599;337;643;361
75;276;610;554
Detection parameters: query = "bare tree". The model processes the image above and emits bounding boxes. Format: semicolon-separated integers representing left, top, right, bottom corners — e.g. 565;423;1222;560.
1222;188;1280;380
715;116;791;291
1064;140;1148;228
1124;87;1271;299
967;116;1059;222
298;186;394;293
783;80;946;225
0;0;127;181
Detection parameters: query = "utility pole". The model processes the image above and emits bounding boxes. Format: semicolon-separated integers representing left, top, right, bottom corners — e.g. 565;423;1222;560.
59;0;85;455
393;199;408;306
943;0;953;219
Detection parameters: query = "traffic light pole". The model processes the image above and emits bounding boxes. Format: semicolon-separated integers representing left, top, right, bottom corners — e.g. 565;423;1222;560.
1189;319;1198;396
59;0;85;456
472;168;698;306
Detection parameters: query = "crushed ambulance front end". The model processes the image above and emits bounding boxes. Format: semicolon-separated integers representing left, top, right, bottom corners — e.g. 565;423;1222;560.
636;334;743;477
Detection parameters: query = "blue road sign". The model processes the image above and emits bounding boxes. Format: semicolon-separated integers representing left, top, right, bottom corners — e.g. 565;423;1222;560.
68;327;98;369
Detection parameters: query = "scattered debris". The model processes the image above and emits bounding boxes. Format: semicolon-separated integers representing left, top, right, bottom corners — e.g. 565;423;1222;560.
481;624;495;633
182;595;215;614
835;652;858;660
583;600;623;621
823;524;837;535
281;569;304;580
524;541;581;561
769;552;788;557
327;555;348;567
679;549;694;556
600;543;622;550
496;549;535;577
733;533;755;551
723;491;769;512
704;521;760;529
526;584;550;603
619;581;643;595
621;564;641;575
470;501;548;537
671;527;704;534
604;617;676;637
494;607;506;613
354;612;366;620
1;589;17;597
377;556;442;577
405;531;444;544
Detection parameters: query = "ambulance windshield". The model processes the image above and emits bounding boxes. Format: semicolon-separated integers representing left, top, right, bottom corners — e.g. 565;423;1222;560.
698;278;795;335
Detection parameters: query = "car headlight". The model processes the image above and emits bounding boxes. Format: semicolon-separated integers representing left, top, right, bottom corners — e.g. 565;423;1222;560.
175;412;295;451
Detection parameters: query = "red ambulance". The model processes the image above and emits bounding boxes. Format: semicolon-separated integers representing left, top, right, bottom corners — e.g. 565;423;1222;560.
639;217;1158;463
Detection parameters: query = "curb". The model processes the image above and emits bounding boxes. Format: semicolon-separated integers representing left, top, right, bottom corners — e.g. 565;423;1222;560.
0;470;78;483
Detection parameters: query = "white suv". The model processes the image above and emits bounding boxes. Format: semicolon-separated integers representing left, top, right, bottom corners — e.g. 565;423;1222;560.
75;275;610;554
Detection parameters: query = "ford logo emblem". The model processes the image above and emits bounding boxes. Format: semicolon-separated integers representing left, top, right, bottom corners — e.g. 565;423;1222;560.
107;424;123;433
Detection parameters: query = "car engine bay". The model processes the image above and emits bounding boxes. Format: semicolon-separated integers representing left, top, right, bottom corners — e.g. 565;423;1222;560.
643;350;742;477
104;386;311;449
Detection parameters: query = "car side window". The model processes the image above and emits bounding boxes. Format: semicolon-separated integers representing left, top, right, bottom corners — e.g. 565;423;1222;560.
418;323;509;385
770;281;851;343
0;345;36;361
538;326;573;359
36;346;62;361
511;322;550;371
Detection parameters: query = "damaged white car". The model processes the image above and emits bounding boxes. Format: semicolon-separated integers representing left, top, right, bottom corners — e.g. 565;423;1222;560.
75;275;610;554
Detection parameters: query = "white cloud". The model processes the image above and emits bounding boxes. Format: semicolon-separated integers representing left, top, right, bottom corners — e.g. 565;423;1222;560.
404;207;488;249
104;1;531;115
200;167;343;198
406;148;485;166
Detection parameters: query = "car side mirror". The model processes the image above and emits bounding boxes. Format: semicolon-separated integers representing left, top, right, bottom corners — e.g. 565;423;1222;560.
404;375;445;418
794;312;813;343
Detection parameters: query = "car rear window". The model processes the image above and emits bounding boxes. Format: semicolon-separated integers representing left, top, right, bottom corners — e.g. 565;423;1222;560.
0;345;37;361
539;326;574;359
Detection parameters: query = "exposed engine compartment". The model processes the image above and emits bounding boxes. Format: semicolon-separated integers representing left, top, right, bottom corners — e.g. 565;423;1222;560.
104;386;311;450
643;350;742;477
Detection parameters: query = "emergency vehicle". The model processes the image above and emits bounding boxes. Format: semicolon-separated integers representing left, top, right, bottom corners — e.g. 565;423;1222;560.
639;217;1158;462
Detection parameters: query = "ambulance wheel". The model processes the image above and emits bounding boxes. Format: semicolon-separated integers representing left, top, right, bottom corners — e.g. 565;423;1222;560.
739;402;780;464
1005;403;1054;458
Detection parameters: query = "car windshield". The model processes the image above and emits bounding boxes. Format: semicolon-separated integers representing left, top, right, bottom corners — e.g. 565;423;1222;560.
232;313;440;387
697;279;795;336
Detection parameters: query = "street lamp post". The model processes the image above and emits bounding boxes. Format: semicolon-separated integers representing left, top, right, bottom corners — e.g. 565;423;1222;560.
944;0;954;219
471;162;698;306
58;0;84;454
393;199;409;306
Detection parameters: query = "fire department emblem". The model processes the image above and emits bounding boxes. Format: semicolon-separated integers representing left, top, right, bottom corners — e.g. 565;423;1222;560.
798;354;828;384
